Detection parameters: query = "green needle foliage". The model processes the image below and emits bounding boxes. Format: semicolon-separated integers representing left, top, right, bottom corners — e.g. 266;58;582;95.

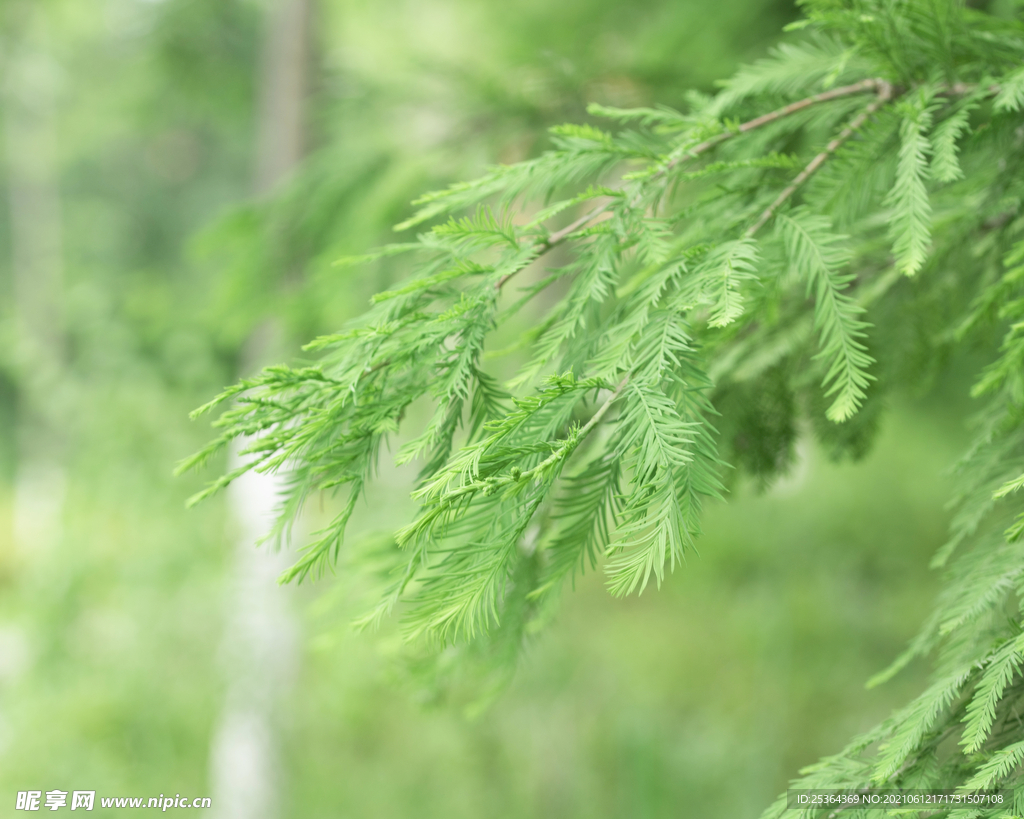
182;0;1024;807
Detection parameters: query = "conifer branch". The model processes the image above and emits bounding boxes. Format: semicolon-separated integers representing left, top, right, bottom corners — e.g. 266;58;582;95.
746;81;894;237
186;8;1024;795
498;76;984;297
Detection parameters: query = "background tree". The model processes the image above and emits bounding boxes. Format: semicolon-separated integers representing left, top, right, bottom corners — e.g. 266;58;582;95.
209;1;310;818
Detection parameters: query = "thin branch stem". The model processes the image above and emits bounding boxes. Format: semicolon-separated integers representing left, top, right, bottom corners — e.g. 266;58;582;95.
666;78;888;173
495;204;609;289
745;81;894;237
940;82;1001;98
512;378;622;482
432;378;626;504
545;204;609;247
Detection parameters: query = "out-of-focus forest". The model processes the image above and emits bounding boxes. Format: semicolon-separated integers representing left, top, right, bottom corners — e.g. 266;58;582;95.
0;0;979;816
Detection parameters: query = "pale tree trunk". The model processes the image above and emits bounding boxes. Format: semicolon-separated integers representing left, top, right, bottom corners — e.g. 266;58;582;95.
3;10;67;562
254;0;310;196
210;2;311;817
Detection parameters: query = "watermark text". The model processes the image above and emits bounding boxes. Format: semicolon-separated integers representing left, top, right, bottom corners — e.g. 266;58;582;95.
16;791;211;811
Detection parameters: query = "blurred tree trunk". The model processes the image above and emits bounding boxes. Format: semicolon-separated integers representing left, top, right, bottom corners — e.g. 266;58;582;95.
2;8;67;560
210;1;311;817
254;0;310;196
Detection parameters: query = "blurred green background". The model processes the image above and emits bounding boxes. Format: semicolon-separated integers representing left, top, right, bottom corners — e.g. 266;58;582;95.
0;0;969;816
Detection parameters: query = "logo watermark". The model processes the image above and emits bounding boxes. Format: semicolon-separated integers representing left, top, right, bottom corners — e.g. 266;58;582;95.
15;791;211;811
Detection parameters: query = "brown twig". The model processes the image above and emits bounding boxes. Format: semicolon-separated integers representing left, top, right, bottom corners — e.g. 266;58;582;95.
665;78;889;174
495;204;610;289
495;75;996;287
940;82;1001;98
745;81;894;238
738;79;1003;238
494;79;892;292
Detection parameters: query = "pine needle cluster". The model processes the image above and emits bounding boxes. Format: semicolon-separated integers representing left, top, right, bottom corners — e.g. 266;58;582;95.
182;0;1024;805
